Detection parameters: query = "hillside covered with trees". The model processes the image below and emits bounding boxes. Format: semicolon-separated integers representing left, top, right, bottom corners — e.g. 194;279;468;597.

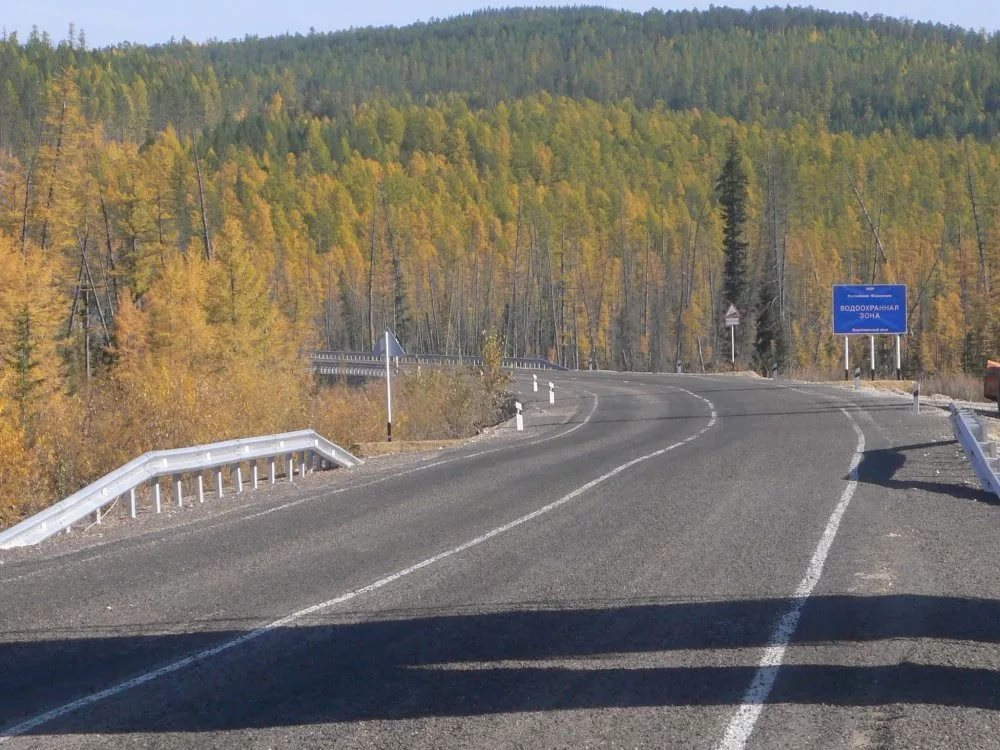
2;6;1000;518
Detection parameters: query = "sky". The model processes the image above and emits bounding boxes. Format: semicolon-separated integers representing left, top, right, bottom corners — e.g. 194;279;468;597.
3;1;999;49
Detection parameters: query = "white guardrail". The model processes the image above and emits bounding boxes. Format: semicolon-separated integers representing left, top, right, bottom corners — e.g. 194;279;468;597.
308;351;569;372
0;430;362;549
950;403;1000;497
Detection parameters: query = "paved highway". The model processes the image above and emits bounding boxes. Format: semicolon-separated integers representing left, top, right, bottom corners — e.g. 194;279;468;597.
2;372;999;748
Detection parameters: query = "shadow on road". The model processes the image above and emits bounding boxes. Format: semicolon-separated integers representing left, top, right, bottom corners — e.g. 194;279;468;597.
856;439;996;503
4;593;1000;734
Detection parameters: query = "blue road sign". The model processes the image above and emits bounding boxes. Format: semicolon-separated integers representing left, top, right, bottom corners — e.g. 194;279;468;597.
833;284;907;335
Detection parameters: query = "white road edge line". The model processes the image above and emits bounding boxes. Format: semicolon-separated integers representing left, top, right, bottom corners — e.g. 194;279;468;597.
0;387;715;741
242;386;602;521
716;407;865;750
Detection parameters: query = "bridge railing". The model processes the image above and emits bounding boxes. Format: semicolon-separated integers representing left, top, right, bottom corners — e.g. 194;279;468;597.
950;403;1000;498
308;351;569;371
0;430;362;549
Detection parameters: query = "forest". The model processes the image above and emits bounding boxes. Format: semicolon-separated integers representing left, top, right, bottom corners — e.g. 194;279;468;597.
2;6;1000;520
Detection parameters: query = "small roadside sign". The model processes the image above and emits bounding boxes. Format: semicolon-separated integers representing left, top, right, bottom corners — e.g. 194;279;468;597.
724;303;741;327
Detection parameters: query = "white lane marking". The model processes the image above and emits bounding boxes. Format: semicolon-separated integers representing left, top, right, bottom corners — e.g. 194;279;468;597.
242;387;602;521
0;389;717;740
717;408;865;750
0;387;602;584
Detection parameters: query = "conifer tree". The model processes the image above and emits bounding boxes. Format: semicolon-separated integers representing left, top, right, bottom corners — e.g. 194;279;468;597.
716;135;749;357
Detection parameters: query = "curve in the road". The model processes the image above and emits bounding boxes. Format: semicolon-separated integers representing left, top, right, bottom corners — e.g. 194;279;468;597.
0;383;718;742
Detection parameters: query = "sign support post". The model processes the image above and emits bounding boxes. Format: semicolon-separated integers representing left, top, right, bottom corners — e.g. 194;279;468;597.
895;335;902;380
724;303;740;370
870;335;875;380
844;336;849;381
385;330;392;442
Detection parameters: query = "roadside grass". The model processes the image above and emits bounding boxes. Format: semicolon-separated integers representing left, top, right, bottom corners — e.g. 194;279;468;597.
0;366;513;531
787;367;989;404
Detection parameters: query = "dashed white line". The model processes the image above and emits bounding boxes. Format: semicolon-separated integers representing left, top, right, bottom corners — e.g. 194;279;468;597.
0;387;717;741
716;407;866;750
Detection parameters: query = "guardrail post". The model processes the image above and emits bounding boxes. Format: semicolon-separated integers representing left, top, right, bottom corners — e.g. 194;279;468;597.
269;457;276;485
129;488;137;519
174;475;183;507
153;480;162;514
236;464;244;493
197;474;205;503
94;508;101;525
215;468;224;499
252;463;259;490
287;454;295;483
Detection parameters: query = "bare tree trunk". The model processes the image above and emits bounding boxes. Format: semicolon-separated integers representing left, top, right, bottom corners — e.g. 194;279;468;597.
193;150;212;261
367;199;377;350
846;169;889;282
966;151;990;294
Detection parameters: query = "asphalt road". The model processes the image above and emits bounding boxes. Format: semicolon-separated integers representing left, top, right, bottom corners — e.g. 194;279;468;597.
2;371;999;749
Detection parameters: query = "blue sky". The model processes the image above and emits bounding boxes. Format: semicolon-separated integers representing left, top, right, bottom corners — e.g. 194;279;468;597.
4;1;998;48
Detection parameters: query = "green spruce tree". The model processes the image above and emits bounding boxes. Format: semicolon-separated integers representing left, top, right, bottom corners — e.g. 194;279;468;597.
716;135;750;360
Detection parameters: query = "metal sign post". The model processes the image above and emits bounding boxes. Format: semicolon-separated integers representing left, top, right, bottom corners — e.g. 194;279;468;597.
375;329;406;442
870;335;876;380
385;330;392;442
844;336;850;381
724;303;740;368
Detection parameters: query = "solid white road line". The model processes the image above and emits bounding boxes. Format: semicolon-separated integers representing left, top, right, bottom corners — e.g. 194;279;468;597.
716;407;865;750
0;388;717;740
242;385;602;521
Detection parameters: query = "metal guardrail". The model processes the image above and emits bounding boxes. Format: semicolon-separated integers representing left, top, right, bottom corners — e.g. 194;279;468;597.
950;403;1000;497
308;351;569;372
0;430;362;549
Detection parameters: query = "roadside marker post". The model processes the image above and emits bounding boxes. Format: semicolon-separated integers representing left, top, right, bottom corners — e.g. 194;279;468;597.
533;374;538;392
854;367;861;391
515;401;523;431
549;382;555;405
913;382;920;414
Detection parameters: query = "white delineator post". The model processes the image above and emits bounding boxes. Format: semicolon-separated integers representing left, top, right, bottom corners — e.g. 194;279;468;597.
549;382;555;405
515;401;523;431
385;330;393;442
533;374;538;392
731;325;735;366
